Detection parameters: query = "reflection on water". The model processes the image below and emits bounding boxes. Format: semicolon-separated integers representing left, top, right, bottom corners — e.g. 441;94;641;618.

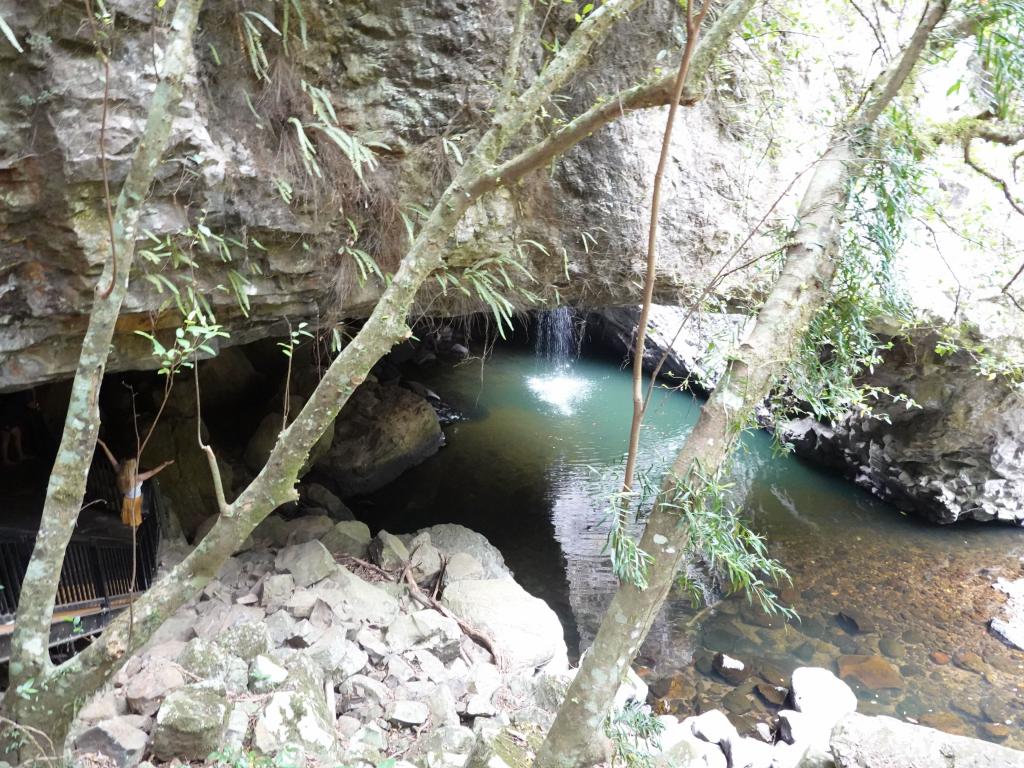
359;348;1024;745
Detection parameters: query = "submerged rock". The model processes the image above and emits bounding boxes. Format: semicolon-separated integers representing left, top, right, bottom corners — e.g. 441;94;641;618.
837;655;904;690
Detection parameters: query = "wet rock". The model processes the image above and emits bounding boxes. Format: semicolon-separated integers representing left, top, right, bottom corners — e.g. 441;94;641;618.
321;520;372;558
981;723;1012;741
755;683;787;707
831;712;1024;766
919;712;970;736
929;651;951;665
442;579;567;671
837;655;904;690
274;540;336;587
713;653;751;685
879;636;906;660
369;530;410;571
952;650;987;675
74;717;149;768
151;686;230;761
837;608;876;634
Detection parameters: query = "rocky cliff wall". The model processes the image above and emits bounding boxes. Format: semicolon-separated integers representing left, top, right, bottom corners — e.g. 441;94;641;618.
0;0;805;392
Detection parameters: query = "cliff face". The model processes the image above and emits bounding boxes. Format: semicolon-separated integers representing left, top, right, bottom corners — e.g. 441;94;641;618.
0;0;786;392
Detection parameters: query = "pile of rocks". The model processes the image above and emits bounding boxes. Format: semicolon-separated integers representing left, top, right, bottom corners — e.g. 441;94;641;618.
68;516;645;768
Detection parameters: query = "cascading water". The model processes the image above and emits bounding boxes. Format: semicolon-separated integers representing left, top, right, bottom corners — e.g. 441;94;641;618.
535;306;577;367
528;308;591;415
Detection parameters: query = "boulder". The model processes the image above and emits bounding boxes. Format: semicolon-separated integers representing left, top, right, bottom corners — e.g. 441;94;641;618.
315;381;444;495
74;717;149;768
790;667;857;723
260;573;295;612
217;621;271;662
685;710;738;747
830;713;1024;767
253;657;338;762
151;686;230;761
304;483;353;519
713;652;751;685
654;731;728;768
124;659;185;716
418;524;511;579
409;532;444;581
178;638;248;693
274;540;336;587
990;578;1024;650
321;520;372;558
285;514;335;545
78;691;126;724
249;655;289;693
442;579;567;671
444;552;485;584
369;530;410;571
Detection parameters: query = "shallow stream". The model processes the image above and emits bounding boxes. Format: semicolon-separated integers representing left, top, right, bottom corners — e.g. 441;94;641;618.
360;346;1024;746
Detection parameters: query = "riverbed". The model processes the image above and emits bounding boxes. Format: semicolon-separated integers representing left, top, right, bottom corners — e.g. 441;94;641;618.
359;345;1024;747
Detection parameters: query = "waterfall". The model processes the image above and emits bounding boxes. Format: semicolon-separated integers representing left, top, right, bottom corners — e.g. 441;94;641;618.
535;307;576;367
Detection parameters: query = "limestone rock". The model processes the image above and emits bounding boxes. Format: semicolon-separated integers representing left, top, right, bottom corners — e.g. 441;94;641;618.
326;563;400;625
178;638;248;693
74;717;149;768
274;540;336;587
409;532;444;581
253;658;338;761
249;655;289;693
990;578;1024;650
321;520;372;558
261;573;295;612
830;713;1024;767
389;700;430;726
285;514;335;545
151;686;230;761
304;483;353;519
442;579;567;671
307;626;369;679
790;667;857;723
444;552;485;584
217;621;271;662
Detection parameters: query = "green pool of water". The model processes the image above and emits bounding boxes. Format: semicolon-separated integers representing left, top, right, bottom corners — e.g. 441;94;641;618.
360;347;1024;744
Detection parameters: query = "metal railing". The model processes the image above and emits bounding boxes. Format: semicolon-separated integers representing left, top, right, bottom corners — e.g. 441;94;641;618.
0;460;164;644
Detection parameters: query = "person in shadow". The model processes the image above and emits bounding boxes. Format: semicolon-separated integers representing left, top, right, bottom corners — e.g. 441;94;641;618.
96;439;174;528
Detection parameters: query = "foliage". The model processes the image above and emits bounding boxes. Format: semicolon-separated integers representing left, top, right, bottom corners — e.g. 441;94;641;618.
972;0;1024;120
935;325;1024;384
782;105;923;426
605;700;664;768
663;461;794;618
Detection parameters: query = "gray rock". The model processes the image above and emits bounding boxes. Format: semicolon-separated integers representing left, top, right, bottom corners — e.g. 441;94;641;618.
78;691;125;724
307;626;369;679
217;621;271;662
261;573;295;612
304;483;353;519
285;514;335;545
369;530;410;571
74;717;149;768
409;533;444;581
249;655;289;693
790;666;857;725
991;577;1024;651
274;540;336;587
178;637;248;693
685;710;738;747
389;700;430;726
387;609;462;659
442;579;567;671
444;552;485;584
321;520;372;558
411;725;477;768
830;712;1024;767
726;735;775;768
253;657;338;762
326;563;400;625
418;524;512;579
151;685;230;761
124;660;185;716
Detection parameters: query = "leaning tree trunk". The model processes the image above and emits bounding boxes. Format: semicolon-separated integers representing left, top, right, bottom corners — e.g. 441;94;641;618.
533;3;949;766
1;0;203;757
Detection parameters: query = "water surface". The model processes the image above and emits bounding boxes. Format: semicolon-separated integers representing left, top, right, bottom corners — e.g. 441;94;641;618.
360;347;1024;745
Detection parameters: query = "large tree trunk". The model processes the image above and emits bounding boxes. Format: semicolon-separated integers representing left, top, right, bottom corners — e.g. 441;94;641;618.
533;3;949;767
1;0;203;756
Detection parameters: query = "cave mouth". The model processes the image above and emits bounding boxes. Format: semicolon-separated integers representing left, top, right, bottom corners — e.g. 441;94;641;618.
2;312;1024;746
